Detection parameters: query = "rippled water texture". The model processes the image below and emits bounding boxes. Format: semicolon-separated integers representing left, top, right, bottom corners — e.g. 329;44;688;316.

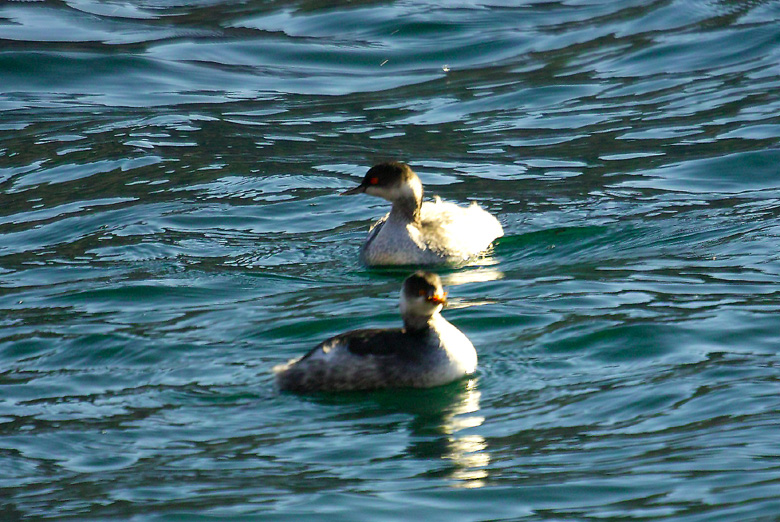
2;0;780;520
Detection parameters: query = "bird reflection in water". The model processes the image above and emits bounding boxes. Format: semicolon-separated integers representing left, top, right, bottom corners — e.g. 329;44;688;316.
403;378;489;488
292;368;490;488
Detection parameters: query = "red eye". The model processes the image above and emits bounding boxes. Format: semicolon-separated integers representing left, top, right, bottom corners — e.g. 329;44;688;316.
370;177;379;185
418;290;426;296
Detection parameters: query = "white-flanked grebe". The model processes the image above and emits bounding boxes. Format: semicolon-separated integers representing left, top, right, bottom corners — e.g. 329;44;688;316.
274;272;477;392
342;162;503;266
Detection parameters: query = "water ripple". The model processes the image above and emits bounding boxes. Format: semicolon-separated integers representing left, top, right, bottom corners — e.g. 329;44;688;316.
2;0;780;519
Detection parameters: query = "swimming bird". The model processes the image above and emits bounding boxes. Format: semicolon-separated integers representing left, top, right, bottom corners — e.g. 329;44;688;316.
274;271;477;392
342;162;503;266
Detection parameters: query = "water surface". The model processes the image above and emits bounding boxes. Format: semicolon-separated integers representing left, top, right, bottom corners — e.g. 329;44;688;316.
2;0;780;520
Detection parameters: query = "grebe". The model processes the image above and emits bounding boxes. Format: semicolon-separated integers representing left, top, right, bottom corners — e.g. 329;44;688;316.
342;162;503;266
274;272;477;392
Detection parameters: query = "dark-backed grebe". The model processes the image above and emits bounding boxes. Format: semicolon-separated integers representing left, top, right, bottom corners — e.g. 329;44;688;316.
274;272;477;392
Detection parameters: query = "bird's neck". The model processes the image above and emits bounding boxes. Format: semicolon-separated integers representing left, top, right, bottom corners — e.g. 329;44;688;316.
402;311;439;333
389;182;423;224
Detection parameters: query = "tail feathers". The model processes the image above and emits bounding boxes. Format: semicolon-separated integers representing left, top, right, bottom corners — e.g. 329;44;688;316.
273;357;304;391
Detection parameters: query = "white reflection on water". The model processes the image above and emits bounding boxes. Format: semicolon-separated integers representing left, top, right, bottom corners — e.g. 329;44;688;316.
441;266;504;287
438;380;489;488
441;266;504;312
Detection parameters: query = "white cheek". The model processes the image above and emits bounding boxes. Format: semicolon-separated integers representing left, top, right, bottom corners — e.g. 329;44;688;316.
400;296;441;316
365;185;390;198
366;185;411;201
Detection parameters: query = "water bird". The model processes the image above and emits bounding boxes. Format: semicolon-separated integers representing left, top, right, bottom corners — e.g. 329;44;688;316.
274;271;477;392
342;162;503;266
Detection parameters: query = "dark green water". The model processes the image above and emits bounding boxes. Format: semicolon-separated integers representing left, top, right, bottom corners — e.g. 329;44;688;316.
2;1;780;520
